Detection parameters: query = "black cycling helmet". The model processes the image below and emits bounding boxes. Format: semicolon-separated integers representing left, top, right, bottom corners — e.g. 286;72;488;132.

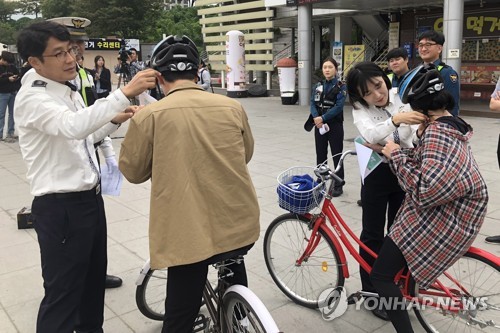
398;66;444;104
151;35;199;73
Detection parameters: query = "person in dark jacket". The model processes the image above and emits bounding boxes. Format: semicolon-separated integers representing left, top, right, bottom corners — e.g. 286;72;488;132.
91;55;112;98
309;57;347;196
0;51;21;142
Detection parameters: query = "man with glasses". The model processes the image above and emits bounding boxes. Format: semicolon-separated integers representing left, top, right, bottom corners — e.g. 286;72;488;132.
48;16;124;289
417;30;460;116
114;47;145;80
15;21;157;332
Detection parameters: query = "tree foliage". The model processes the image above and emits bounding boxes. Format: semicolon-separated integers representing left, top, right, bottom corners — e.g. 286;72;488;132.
0;0;18;22
0;21;16;44
40;0;76;18
72;0;164;41
152;6;203;46
18;0;41;18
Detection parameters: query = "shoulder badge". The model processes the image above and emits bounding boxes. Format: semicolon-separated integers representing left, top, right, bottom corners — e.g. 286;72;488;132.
449;74;458;83
32;80;48;88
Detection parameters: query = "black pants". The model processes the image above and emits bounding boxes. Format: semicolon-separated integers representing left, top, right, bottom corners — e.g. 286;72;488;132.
370;237;414;333
162;250;249;333
32;189;107;333
314;121;344;180
360;163;405;292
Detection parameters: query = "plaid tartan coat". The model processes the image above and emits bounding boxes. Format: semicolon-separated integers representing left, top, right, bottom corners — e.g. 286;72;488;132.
388;120;488;289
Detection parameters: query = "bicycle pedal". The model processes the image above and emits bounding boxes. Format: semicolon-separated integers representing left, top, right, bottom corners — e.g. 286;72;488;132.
347;291;362;305
192;314;208;332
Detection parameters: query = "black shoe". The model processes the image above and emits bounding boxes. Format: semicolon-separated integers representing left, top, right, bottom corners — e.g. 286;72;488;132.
105;274;122;289
332;186;343;197
371;308;390;321
485;235;500;244
357;199;362;206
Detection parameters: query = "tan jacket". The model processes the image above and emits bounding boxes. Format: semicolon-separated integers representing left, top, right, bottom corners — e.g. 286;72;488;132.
119;82;260;269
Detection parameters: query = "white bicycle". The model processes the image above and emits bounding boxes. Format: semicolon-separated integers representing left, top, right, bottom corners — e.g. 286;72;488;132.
135;256;281;333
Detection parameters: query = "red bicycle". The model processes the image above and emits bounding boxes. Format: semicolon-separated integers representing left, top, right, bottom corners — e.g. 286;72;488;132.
264;150;500;333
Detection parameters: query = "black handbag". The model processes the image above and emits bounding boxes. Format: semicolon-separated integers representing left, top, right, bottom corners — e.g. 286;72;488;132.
304;114;315;132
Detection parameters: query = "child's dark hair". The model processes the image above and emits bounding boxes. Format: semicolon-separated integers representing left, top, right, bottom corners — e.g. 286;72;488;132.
409;90;455;115
345;61;392;109
17;21;70;62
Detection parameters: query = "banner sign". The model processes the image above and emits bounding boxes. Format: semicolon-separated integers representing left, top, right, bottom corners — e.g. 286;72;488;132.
85;38;140;51
343;45;365;75
416;10;500;39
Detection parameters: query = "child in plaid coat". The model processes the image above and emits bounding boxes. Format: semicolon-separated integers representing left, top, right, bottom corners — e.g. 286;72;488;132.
372;69;488;332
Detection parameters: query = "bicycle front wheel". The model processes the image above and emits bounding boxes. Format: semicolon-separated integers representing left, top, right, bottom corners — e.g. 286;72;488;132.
222;285;280;333
263;213;344;308
411;251;500;333
135;268;167;321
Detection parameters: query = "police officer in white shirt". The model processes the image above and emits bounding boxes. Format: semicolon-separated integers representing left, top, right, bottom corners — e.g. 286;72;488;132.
15;21;158;333
48;16;124;289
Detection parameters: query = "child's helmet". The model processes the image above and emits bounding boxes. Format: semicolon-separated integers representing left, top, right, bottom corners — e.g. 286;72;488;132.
398;66;445;104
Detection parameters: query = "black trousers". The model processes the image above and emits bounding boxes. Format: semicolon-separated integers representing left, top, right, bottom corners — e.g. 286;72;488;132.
314;121;344;181
32;189;107;333
370;237;414;333
359;163;405;292
162;255;248;333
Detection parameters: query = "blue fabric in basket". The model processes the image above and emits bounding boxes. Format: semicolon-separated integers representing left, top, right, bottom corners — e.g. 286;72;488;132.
277;174;319;213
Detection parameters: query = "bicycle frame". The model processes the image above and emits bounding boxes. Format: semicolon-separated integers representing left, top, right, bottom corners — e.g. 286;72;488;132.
201;278;223;332
200;261;235;333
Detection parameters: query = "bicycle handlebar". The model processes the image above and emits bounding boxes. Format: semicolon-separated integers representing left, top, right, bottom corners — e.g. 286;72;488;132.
314;150;357;185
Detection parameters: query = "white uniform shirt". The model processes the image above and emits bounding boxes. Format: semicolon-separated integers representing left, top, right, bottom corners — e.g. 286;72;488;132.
15;69;130;196
352;88;418;148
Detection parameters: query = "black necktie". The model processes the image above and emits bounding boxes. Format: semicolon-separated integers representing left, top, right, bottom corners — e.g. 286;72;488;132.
65;81;77;91
382;108;401;144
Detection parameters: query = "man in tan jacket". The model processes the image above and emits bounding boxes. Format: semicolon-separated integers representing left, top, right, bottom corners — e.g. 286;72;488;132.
119;35;260;332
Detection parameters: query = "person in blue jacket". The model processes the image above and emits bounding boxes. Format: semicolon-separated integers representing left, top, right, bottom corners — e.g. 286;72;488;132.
417;30;460;116
309;57;347;196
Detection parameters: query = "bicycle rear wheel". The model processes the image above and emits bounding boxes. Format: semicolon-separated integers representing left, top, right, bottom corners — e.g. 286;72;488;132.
136;268;167;321
410;251;500;332
222;285;280;333
135;267;219;321
263;213;344;308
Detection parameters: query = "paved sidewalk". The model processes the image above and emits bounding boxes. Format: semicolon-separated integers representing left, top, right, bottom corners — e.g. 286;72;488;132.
0;96;498;333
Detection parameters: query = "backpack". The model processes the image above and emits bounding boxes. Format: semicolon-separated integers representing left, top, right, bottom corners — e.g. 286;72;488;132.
200;69;214;93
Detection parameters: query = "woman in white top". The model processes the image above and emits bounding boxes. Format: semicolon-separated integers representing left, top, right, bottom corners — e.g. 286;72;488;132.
345;61;426;320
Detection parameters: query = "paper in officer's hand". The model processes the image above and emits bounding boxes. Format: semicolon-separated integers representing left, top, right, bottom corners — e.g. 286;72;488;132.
100;163;123;196
319;123;330;135
354;136;383;184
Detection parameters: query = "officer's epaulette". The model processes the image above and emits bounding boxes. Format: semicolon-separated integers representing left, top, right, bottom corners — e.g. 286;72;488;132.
438;61;450;68
32;80;47;87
